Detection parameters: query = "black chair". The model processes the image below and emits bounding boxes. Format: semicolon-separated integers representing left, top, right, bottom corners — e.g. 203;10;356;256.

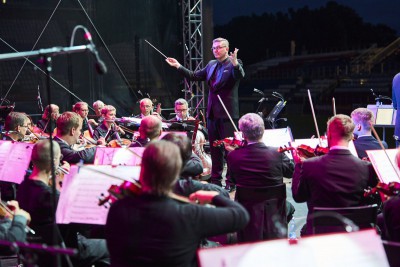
382;240;400;267
311;204;378;235
235;184;287;242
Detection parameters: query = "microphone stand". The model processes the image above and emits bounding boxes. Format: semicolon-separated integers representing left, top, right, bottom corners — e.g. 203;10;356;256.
0;44;93;267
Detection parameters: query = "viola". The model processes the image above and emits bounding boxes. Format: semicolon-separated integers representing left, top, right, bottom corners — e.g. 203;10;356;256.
213;137;246;148
278;144;329;158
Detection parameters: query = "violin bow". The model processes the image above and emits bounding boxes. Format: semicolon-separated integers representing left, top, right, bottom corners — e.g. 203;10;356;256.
307;89;322;146
217;94;239;132
332;97;336;116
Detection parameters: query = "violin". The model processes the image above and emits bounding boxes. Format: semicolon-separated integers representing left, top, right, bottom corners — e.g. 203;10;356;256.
213;137;247;148
364;181;400;201
98;180;142;207
0;201;35;234
278;144;329;158
98;180;192;207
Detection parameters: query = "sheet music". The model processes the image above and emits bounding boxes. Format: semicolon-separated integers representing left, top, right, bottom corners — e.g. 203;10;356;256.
56;165;141;225
0;141;34;183
94;147;145;166
262;127;294;159
366;149;400;183
198;229;388;267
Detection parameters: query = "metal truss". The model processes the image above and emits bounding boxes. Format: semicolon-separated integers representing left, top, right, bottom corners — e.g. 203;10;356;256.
182;0;205;118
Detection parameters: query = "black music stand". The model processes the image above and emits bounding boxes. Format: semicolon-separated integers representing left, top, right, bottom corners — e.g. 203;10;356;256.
266;100;286;129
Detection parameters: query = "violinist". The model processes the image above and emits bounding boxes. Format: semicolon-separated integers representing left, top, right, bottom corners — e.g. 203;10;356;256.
93;100;105;124
54;112;105;164
129;115;162;147
73;101;98;132
105;141;249;267
17;139;110;266
162;133;229;198
170;98;208;138
378;150;400;242
292;114;378;236
1;112;31;142
36;104;59;135
226;113;295;242
0;200;30;244
93;105;125;143
351;107;388;159
134;98;162;120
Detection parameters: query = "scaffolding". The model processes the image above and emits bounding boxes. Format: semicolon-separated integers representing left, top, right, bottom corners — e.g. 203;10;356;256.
182;0;205;118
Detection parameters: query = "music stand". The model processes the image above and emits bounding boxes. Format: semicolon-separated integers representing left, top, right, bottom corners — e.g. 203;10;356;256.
266;100;286;129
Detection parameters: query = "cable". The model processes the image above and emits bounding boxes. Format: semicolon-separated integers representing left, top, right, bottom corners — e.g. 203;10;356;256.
0;0;63;108
75;0;141;101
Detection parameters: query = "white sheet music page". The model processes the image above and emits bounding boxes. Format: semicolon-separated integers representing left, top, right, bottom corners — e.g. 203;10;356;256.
198;229;388;267
366;149;400;183
0;141;34;184
56;165;141;225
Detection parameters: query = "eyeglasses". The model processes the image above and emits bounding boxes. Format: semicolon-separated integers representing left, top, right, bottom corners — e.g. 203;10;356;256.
21;123;32;128
211;46;226;51
175;109;188;113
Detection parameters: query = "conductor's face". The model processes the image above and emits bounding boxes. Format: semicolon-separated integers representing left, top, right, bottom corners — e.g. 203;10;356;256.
212;41;228;61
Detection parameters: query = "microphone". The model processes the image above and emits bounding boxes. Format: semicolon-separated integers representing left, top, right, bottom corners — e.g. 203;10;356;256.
82;27;107;75
370;88;381;105
253;88;264;96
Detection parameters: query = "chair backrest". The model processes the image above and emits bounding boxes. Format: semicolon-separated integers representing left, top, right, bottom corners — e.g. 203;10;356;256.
235;184;287;242
311;204;378;234
382;240;400;267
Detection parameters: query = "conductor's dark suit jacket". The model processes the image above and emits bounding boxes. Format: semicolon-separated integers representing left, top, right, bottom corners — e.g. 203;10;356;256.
178;58;245;119
292;148;377;233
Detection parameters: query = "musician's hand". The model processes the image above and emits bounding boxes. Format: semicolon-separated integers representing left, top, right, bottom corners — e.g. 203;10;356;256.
229;48;239;66
152;112;163;121
166;57;181;69
116;126;125;135
224;144;236;153
7;201;31;223
97;137;106;146
88;119;98;127
189;190;219;205
292;148;305;164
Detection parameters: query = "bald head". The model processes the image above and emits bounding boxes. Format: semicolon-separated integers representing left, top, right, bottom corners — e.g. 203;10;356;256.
31;139;61;171
139;115;162;140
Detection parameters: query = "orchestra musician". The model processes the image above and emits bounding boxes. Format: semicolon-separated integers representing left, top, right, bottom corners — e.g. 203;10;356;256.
93;105;125;143
54;111;105;164
129;115;162;147
134;98;162;120
93;100;105;124
166;37;245;190
93;100;105;118
17;139;110;266
1;112;31;142
226;113;295;242
105;140;248;267
350;107;388;159
162;132;229;198
73;101;98;131
291;114;378;235
36;104;59;135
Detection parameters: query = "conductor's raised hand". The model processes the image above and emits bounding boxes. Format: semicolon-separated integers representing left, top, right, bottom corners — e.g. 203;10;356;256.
229;48;239;67
166;57;181;69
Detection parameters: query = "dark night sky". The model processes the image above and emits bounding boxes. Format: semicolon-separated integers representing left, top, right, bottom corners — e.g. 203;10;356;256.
213;0;400;34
